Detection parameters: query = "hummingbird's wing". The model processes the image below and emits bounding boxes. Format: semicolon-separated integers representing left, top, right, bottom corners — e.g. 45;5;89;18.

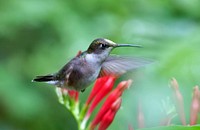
99;55;153;77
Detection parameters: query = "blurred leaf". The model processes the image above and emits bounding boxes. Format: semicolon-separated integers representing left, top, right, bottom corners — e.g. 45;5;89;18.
139;125;200;130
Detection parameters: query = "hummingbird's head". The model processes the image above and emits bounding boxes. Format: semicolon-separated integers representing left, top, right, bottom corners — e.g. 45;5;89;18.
86;38;141;63
87;38;116;54
87;38;141;55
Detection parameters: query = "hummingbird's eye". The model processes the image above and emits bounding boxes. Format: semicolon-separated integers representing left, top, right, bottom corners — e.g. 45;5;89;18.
100;43;108;49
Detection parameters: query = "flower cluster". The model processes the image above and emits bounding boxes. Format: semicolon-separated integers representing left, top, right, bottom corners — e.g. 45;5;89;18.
129;78;200;129
56;75;132;130
170;78;200;126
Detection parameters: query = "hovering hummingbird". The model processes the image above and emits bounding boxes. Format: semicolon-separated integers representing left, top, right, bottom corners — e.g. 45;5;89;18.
33;38;150;92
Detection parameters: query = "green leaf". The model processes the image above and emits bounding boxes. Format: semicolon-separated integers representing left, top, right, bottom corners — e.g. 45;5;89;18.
138;125;200;130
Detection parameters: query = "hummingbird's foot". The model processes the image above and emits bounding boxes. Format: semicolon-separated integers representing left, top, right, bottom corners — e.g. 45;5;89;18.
81;89;85;92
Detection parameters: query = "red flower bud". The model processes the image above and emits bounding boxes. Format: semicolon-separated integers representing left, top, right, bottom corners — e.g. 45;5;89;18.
170;78;186;125
98;98;122;130
190;86;199;125
128;125;134;130
68;90;79;102
137;103;145;128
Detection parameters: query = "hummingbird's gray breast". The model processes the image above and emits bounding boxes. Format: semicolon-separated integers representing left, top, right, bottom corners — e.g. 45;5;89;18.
57;56;101;91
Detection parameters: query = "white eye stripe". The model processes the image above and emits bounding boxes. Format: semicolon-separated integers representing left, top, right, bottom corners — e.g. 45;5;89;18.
104;39;116;45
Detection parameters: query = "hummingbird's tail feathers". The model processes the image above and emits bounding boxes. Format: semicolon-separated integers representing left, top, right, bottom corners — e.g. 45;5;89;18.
32;74;57;83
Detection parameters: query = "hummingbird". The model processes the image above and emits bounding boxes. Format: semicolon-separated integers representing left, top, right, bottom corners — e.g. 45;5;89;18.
33;38;150;92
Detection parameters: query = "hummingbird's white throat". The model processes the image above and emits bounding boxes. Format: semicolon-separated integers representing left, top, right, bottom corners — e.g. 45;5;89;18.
85;47;112;64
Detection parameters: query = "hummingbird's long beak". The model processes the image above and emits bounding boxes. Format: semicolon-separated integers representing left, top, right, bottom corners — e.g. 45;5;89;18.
115;44;142;48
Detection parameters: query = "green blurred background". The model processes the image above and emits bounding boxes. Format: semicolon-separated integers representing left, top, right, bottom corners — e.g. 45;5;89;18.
0;0;200;130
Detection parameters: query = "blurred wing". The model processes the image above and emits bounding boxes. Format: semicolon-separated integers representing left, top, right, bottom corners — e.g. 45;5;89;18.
99;55;153;77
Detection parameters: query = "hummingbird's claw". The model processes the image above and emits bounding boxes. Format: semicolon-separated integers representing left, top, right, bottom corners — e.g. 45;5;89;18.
81;89;86;92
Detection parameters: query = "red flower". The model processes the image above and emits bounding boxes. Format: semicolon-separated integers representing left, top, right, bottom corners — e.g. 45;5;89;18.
85;76;116;119
86;76;110;105
90;79;132;130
